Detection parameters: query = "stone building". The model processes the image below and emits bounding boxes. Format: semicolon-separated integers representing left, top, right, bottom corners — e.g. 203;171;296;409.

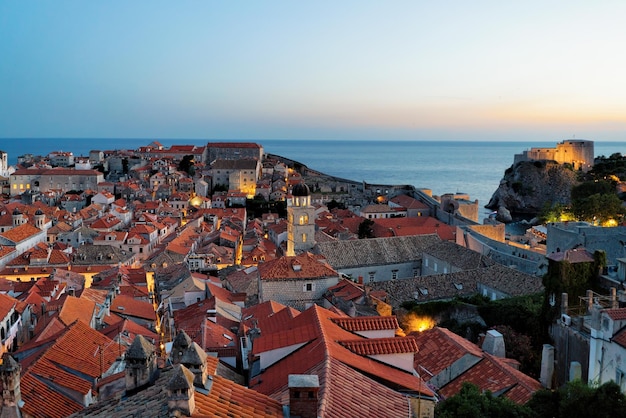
209;159;260;197
10;168;104;196
514;139;594;172
206;142;264;163
257;252;340;310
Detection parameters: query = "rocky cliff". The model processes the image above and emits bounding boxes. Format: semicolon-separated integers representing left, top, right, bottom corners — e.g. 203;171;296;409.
486;160;579;217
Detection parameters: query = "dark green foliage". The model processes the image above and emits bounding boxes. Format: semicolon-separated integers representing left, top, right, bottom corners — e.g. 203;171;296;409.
178;155;196;176
212;184;228;193
542;251;606;323
246;198;286;219
327;199;346;211
357;218;375;239
589;153;626;181
571;192;624;223
527;380;626;418
436;382;534;418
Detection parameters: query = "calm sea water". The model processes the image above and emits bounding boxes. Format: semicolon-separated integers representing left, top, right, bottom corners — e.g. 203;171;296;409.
2;138;625;220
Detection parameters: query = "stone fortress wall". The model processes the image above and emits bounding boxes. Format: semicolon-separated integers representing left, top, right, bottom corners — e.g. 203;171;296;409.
514;139;594;172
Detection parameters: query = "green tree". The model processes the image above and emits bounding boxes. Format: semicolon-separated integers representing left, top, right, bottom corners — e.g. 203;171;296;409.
527;380;626;418
357;218;375;239
178;155;196;176
436;382;533;418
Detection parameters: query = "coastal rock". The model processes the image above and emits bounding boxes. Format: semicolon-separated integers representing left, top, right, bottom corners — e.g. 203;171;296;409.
486;160;579;216
496;206;513;223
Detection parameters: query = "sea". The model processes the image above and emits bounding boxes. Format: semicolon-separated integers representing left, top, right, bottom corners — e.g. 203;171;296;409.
2;138;626;220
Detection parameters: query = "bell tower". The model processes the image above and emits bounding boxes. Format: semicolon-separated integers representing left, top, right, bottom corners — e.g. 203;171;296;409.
287;183;316;256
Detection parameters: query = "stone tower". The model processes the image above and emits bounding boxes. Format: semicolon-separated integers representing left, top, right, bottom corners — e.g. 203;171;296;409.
34;209;45;230
287;183;316;256
0;354;21;409
125;335;158;393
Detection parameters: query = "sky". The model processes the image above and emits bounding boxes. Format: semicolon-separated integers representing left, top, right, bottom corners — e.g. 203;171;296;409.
1;1;626;142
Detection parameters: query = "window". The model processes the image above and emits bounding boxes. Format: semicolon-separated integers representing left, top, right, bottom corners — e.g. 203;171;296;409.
391;270;398;280
413;268;419;278
299;214;308;225
434;263;438;272
424;258;428;267
368;272;375;283
302;233;307;243
304;283;315;292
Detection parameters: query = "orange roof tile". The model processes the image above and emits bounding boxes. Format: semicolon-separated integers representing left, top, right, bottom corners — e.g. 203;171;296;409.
412;327;484;382
259;252;338;280
339;337;419;356
21;373;84;418
606;308;626;321
0;223;42;243
331;315;399;332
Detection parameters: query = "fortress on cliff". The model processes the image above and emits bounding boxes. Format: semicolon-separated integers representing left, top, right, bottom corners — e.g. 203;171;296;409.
514;139;594;172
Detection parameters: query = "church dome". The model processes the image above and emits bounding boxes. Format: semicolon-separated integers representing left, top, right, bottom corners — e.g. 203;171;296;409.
292;183;310;197
35;209;44;216
12;208;21;216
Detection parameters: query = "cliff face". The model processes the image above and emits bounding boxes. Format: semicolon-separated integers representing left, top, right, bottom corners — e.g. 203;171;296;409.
486;160;579;216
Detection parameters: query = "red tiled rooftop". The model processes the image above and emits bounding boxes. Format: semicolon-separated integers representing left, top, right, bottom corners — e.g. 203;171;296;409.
331;315;399;332
339;337;419;356
258;252;337;280
412;327;484;381
606;308;626;321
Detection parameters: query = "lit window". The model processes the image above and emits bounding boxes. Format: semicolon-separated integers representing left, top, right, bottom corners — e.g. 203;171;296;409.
302;233;307;243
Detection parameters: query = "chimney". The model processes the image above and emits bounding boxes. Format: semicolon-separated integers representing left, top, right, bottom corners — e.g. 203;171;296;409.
611;287;618;309
289;374;319;418
561;292;568;315
539;344;555;388
0;354;21;408
481;329;505;357
167;365;196;417
125;335;158;393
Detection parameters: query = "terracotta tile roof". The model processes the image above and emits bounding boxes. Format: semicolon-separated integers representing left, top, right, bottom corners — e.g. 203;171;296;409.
252;324;319;354
340;337;419;356
331;315;399;332
547;247;595;263
412;327;484;381
251;304;434;412
612;327;626;348
29;357;93;395
606;308;626;321
58;296;96;326
39;320;123;378
439;353;542;404
110;294;156;321
0;293;18;320
0;223;42;244
258;252;338;280
21;372;84;418
389;194;429;210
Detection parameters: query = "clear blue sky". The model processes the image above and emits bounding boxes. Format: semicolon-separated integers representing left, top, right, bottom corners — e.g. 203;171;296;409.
1;1;626;141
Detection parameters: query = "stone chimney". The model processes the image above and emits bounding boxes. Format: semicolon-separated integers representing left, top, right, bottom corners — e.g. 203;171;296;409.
481;329;505;357
539;344;555;388
180;342;209;389
288;374;319;418
171;330;193;365
0;354;21;408
125;335;158;393
167;364;196;417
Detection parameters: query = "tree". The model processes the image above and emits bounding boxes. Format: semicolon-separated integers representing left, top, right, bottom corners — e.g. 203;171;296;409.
357;218;375;239
178;155;196;176
527;380;626;418
436;382;533;418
